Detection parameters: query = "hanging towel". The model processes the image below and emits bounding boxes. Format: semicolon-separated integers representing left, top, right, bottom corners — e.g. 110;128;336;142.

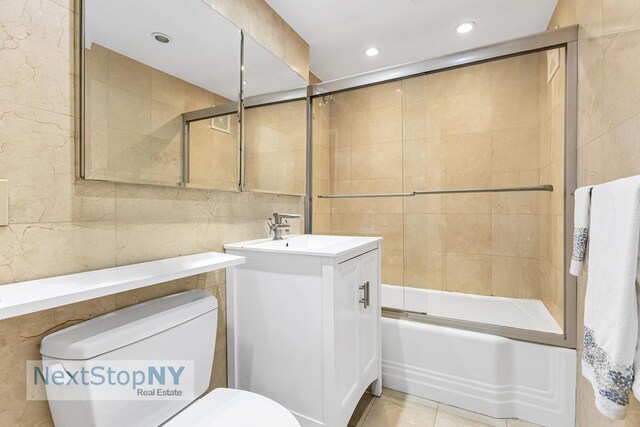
582;175;640;420
570;185;594;276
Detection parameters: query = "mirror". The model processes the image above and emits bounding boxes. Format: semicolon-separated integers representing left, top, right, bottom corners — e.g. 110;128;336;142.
186;112;239;191
241;34;308;195
243;34;308;98
81;0;241;187
81;0;310;195
243;100;307;196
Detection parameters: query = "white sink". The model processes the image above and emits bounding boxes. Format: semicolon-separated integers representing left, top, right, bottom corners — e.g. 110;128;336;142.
224;234;382;257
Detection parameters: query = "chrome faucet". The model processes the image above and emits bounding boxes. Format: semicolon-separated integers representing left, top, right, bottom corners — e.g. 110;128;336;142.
267;212;300;240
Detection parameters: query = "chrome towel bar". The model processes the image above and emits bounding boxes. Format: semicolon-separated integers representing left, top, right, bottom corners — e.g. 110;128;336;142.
318;192;414;199
317;185;553;199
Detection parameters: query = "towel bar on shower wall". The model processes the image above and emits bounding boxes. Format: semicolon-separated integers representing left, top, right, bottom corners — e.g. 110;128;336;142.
317;184;554;199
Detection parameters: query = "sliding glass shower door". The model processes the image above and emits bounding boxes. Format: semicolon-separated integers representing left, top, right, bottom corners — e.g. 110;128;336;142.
310;42;575;346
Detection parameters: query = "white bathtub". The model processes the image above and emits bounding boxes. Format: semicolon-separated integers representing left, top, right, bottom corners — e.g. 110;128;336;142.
382;285;563;334
381;285;576;427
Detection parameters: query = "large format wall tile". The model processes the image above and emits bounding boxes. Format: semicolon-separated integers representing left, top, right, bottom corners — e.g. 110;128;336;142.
444;173;492;213
445;91;492;135
325;52;563;311
0;221;116;284
551;0;640;420
0;309;59;426
446;253;492;295
445;63;492;96
0;0;309;424
0;0;73;115
0;100;116;224
444;132;492;174
446;213;492;255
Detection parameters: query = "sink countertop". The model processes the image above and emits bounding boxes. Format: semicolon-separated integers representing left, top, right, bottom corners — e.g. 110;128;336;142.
224;234;383;257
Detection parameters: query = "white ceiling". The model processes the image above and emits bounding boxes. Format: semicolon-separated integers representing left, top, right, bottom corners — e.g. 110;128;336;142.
266;0;558;81
85;0;306;101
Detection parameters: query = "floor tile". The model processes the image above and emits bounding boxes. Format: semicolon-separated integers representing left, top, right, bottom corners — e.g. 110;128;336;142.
434;410;496;427
505;420;541;427
349;392;376;426
437;404;507;426
349;389;543;427
379;388;439;409
361;398;437;427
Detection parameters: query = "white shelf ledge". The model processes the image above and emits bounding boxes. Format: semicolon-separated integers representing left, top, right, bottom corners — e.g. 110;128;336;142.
0;252;245;320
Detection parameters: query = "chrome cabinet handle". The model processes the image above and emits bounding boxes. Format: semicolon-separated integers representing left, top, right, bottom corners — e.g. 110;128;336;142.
359;281;370;308
365;281;370;308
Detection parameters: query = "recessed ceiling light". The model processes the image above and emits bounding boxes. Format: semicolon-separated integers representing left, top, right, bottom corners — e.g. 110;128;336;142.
152;32;172;44
364;47;380;57
455;22;476;34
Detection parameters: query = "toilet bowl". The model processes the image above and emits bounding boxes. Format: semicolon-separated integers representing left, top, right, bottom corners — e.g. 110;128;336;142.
40;290;300;427
163;388;298;426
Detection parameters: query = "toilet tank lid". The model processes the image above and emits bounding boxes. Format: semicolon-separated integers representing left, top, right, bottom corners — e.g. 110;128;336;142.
40;290;217;360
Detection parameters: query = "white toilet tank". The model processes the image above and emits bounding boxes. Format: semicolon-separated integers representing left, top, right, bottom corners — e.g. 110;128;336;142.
40;290;218;427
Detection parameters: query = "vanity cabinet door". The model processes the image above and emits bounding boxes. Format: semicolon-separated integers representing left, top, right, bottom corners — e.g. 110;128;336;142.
358;250;379;384
335;256;360;417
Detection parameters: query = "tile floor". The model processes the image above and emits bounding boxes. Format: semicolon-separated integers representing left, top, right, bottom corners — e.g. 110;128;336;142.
348;388;542;427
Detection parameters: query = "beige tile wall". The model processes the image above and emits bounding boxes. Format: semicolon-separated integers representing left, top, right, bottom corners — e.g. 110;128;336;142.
0;0;306;424
84;44;238;190
324;55;565;310
244;100;307;195
551;0;640;424
327;82;405;284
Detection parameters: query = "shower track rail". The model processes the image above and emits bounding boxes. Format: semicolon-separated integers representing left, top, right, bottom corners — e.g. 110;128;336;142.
317;184;553;199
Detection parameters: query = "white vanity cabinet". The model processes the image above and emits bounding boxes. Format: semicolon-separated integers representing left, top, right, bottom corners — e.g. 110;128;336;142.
225;235;382;427
334;249;380;417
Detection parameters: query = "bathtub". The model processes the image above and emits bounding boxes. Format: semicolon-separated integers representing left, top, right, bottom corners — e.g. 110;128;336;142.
382;285;563;334
381;285;576;427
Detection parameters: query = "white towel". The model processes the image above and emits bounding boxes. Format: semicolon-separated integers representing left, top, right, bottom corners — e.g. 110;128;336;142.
582;175;640;420
570;186;594;276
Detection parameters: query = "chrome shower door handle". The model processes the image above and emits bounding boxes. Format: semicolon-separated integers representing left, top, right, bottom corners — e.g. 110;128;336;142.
359;281;370;308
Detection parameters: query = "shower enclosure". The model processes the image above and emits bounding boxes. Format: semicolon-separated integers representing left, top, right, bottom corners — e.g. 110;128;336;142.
256;26;577;349
311;26;577;349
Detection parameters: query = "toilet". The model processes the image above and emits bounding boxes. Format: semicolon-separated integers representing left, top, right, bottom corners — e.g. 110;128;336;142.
40;290;300;427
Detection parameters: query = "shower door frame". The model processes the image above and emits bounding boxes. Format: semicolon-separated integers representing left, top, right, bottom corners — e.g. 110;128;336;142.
310;26;578;349
250;26;578;348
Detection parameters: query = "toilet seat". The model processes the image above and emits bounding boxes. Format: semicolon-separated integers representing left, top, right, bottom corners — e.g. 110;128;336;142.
163;388;300;427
